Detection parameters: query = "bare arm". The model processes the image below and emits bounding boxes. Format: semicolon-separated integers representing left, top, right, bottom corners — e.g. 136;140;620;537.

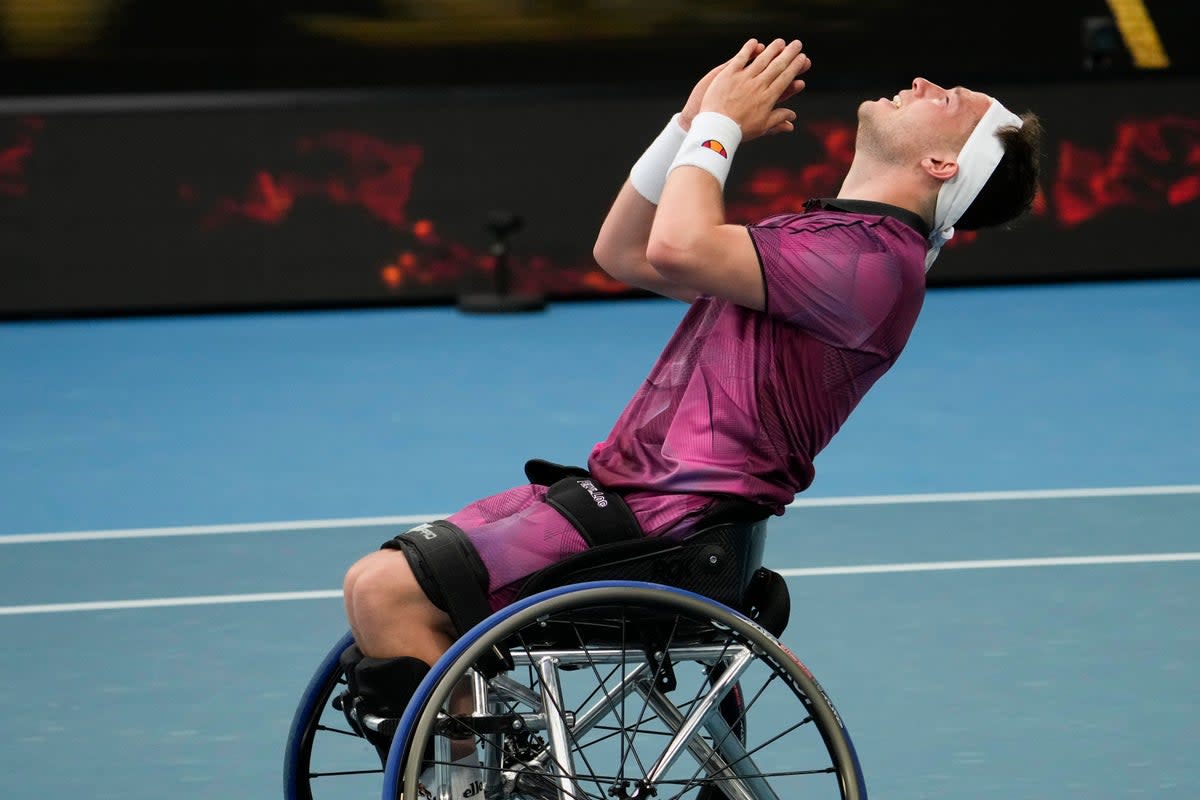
592;60;735;303
647;172;765;309
593;177;701;303
646;38;810;310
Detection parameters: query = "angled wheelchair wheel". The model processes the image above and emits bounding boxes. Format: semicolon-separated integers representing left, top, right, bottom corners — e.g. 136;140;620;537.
283;631;385;800
386;580;867;800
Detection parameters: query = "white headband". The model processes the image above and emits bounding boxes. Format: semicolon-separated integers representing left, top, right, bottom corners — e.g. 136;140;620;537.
925;98;1023;271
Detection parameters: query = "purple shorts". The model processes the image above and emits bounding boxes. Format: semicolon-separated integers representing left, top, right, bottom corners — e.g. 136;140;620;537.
446;484;717;611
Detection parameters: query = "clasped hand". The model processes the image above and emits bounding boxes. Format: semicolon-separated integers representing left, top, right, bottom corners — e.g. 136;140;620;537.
681;38;811;140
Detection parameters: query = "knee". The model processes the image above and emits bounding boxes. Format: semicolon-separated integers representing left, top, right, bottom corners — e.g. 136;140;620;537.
342;552;375;601
343;550;428;619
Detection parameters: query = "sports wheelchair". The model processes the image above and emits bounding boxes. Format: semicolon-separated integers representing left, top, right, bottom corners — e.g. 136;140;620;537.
284;515;868;800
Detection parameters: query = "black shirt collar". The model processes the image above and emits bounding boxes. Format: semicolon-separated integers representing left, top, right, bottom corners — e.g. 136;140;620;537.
804;197;930;238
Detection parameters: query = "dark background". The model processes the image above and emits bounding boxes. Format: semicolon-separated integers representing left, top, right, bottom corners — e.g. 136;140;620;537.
0;0;1196;317
2;0;1195;95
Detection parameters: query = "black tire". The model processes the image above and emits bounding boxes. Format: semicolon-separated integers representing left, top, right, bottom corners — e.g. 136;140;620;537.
283;631;384;800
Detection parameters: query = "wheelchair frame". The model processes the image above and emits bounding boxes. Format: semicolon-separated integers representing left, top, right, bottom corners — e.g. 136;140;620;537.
285;580;868;800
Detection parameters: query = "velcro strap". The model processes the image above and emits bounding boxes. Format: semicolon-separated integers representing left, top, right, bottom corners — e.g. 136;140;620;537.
383;520;492;638
544;476;642;547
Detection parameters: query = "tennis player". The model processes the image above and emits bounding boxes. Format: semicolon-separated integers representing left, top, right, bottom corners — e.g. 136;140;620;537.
340;36;1042;792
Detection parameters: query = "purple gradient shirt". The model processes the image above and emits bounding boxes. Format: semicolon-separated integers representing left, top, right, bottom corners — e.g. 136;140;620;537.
588;204;929;514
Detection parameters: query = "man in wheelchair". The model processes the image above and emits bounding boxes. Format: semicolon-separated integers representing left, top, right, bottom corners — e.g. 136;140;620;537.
337;35;1041;798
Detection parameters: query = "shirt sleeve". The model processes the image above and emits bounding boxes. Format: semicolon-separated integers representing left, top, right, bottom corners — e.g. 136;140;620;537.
747;217;905;349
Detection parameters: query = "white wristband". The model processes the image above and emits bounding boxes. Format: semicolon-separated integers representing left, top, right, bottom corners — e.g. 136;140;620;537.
668;111;743;190
629;113;688;204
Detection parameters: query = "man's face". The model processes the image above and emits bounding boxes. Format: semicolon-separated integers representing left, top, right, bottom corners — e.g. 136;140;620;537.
857;78;994;164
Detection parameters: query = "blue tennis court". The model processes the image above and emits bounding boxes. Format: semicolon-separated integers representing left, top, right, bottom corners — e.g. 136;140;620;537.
1;279;1197;799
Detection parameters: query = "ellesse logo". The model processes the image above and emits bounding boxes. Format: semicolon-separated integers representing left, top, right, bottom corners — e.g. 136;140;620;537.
700;139;728;158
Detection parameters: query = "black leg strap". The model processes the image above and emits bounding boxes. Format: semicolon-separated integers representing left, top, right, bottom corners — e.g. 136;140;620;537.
544;476;642;546
382;520;493;638
338;645;431;763
525;459;643;547
353;654;431;717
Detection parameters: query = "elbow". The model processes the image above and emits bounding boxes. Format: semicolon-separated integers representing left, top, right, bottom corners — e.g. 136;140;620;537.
592;237;615;272
592;238;626;280
645;234;697;284
592;224;629;272
593;238;645;285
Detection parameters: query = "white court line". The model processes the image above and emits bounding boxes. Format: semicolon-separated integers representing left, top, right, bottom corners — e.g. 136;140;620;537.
0;514;449;545
1;552;1197;616
787;484;1200;507
0;590;343;616
3;484;1199;546
776;552;1200;577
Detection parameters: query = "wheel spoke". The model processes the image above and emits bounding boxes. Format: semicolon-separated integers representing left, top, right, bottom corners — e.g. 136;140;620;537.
313;723;364;738
512;629;608;800
307;768;383;778
389;587;863;800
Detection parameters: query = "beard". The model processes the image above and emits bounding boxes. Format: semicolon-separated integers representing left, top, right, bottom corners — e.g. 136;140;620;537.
856;101;947;167
854;101;904;162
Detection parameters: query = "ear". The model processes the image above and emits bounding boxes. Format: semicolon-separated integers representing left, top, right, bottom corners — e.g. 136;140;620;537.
921;156;959;182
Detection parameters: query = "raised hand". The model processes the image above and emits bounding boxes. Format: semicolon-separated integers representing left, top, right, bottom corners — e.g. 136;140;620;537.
701;38;811;140
680;42;767;131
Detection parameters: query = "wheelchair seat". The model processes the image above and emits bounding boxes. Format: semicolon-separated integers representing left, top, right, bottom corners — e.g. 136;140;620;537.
517;518;765;601
515;512;790;637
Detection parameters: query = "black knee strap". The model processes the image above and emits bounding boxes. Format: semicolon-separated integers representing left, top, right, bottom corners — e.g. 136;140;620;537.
352;653;431;717
525;459;643;547
382;520;492;637
339;645;431;762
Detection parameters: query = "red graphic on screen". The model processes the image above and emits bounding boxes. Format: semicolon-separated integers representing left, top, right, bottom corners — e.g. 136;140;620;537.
184;129;626;296
179;114;1197;297
726;121;856;222
0;117;42;198
192;131;423;230
374;217;626;296
377;217;484;290
1055;115;1200;227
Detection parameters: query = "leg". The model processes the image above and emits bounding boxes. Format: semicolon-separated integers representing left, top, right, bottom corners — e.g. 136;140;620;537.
343;547;456;663
340;549;460;767
339;487;577;773
343;484;734;683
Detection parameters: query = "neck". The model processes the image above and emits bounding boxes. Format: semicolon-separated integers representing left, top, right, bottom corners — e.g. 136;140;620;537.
836;157;936;226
